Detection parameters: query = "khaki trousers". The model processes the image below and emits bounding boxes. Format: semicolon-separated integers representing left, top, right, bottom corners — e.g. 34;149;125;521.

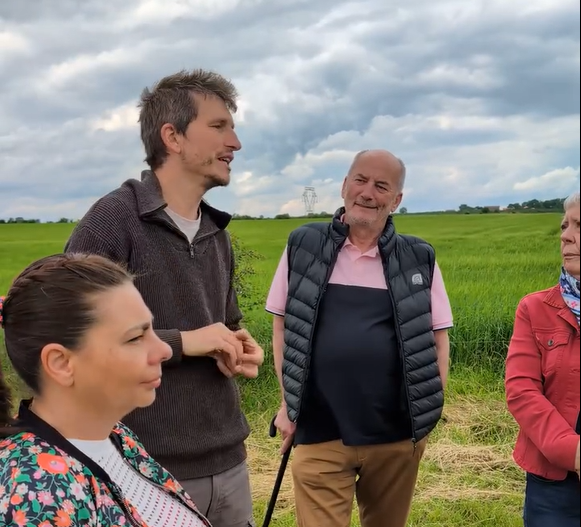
292;438;427;527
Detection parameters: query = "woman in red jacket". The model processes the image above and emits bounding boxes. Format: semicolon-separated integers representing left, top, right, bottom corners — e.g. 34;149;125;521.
505;191;580;527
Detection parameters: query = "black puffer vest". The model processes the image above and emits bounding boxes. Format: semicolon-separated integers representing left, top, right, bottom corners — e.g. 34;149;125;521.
282;208;444;443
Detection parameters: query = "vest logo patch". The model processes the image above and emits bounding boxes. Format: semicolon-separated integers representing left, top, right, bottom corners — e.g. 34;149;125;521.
412;273;423;286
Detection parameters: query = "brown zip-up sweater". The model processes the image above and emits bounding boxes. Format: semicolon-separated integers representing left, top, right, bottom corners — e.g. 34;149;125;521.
64;170;250;480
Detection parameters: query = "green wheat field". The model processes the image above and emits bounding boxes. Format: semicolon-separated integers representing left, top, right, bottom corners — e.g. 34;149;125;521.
0;212;565;526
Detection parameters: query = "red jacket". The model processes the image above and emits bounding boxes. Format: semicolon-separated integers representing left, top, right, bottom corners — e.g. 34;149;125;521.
505;285;580;480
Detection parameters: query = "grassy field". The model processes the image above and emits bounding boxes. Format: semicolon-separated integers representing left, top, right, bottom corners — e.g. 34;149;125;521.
0;212;565;526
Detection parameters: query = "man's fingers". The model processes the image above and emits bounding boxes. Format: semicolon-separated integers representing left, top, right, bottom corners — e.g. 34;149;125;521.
281;435;294;455
235;329;262;352
215;358;234;378
226;334;245;361
210;351;236;377
239;363;259;379
213;328;261;378
234;328;251;341
219;339;243;372
241;351;263;366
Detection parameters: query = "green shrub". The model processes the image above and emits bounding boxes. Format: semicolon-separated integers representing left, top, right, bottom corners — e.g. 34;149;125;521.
230;232;264;313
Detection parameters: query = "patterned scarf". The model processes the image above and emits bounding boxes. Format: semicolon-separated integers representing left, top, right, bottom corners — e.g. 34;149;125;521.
560;267;580;327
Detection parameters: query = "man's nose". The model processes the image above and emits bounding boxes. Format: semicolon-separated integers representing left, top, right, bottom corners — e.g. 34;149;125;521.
226;129;242;152
359;183;374;200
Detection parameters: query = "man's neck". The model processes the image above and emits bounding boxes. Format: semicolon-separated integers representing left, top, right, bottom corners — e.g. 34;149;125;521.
30;395;118;441
347;225;382;253
155;164;206;221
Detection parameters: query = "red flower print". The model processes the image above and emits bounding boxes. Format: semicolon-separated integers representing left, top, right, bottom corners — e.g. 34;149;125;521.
163;479;178;492
12;509;27;526
37;453;69;475
55;509;72;527
10;494;23;505
123;436;137;449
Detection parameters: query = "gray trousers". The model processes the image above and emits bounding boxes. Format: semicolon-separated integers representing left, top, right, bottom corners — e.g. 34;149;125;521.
180;460;255;527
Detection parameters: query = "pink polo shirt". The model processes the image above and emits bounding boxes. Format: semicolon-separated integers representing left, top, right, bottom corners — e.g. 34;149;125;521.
266;238;454;330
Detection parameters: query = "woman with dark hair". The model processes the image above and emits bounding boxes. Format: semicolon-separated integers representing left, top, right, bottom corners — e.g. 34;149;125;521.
505;191;581;527
0;253;213;526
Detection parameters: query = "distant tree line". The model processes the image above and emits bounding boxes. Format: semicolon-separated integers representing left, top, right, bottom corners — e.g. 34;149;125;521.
0;217;75;224
0;198;568;224
457;197;567;215
231;211;334;220
505;198;565;211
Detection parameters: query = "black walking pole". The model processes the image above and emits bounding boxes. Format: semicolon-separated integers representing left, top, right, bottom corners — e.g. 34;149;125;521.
261;416;292;527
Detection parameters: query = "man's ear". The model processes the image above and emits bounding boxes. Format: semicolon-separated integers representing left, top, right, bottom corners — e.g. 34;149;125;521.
160;123;183;156
340;177;348;199
392;192;404;212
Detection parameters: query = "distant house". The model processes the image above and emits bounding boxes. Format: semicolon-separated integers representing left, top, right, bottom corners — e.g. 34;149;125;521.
483;206;501;212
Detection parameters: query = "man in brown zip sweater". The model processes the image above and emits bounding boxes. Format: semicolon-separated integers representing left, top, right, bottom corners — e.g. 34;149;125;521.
65;69;264;527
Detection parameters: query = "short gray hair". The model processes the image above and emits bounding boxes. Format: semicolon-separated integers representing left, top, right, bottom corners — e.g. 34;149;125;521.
563;191;580;211
397;158;407;191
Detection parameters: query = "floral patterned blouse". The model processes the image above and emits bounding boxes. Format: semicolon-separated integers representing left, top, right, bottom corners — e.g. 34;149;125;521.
0;400;211;526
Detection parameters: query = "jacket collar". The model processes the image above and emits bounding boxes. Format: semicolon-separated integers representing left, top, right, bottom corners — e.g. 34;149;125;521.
331;207;397;252
14;400;209;524
15;399;115;484
544;285;579;332
131;170;232;230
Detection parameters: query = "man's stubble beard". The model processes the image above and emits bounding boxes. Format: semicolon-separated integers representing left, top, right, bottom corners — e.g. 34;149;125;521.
183;153;230;191
202;172;230;191
345;207;391;229
346;214;373;226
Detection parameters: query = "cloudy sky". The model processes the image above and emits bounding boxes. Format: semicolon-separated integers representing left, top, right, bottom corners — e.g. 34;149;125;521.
0;0;579;221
